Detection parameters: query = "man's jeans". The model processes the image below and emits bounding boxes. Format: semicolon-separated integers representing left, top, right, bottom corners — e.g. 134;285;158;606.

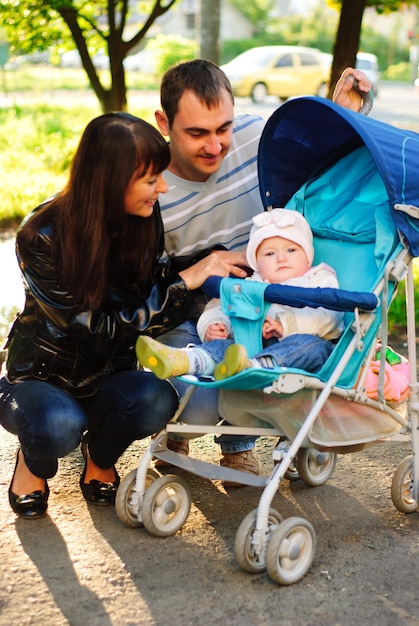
159;323;334;453
159;320;257;453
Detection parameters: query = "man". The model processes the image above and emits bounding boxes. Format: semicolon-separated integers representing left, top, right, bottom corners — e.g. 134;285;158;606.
154;60;371;482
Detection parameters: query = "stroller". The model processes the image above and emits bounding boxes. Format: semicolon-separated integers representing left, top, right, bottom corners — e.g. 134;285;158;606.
116;97;419;585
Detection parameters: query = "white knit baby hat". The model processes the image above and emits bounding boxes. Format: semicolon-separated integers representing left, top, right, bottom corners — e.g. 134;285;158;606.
246;208;314;271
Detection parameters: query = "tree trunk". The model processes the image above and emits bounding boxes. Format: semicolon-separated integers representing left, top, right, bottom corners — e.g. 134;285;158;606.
199;0;221;64
89;67;127;113
100;86;127;113
327;0;367;99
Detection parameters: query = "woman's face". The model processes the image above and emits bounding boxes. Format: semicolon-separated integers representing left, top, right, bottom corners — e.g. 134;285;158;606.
124;167;168;217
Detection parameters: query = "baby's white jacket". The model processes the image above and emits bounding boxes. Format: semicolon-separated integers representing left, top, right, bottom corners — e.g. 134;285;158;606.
197;263;345;343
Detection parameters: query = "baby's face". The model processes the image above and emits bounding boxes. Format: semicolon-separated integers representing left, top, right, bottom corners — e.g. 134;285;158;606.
256;236;310;283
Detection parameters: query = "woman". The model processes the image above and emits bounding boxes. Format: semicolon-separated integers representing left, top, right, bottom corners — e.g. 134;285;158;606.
0;112;238;518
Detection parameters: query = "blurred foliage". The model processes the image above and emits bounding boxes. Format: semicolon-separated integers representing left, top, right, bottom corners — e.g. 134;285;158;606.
0;98;156;224
221;4;411;73
327;0;419;13
388;260;419;334
0;0;177;111
228;0;276;34
0;104;85;224
382;61;413;80
147;34;198;75
0;305;19;351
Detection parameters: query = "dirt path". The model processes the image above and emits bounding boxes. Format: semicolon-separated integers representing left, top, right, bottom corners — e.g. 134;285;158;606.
1;358;418;626
1;227;418;624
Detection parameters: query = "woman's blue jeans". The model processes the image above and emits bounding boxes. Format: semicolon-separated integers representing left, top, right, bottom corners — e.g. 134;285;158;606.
0;370;178;479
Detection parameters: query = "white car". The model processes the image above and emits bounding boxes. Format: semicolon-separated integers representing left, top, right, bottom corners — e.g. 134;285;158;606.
123;50;156;74
60;49;109;70
60;50;82;68
92;50;109;70
321;51;379;97
356;52;379;97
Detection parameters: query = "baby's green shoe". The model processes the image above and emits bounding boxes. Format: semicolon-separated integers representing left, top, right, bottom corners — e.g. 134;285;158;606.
136;336;189;379
214;344;252;380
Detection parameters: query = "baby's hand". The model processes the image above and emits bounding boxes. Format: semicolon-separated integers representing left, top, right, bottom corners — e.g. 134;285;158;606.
204;323;228;341
262;316;283;339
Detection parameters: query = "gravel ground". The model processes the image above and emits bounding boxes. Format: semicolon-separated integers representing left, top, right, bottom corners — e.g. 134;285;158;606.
1;338;418;626
1;232;418;625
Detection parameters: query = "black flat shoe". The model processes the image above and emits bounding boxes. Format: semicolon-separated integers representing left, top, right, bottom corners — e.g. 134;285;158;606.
79;438;120;506
80;432;88;461
8;450;49;519
79;466;120;506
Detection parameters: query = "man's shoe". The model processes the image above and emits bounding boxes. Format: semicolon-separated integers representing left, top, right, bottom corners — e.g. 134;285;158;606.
154;438;190;468
220;449;259;487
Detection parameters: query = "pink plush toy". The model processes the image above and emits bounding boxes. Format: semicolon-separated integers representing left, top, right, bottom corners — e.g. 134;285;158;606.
365;358;410;402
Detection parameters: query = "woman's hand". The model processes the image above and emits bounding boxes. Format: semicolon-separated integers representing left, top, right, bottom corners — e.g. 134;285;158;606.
204;322;229;341
179;251;246;291
333;68;372;111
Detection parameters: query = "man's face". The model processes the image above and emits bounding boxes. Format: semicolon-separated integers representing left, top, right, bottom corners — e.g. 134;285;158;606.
155;88;234;182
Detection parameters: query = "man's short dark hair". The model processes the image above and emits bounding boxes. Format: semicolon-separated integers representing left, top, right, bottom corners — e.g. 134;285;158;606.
160;59;234;128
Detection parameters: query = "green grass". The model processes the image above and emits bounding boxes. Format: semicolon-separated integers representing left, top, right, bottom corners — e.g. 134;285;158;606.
388;261;419;336
0;66;159;225
0;104;92;225
2;64;160;92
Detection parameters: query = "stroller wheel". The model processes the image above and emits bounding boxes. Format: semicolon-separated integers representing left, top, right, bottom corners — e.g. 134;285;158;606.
116;467;160;528
235;507;283;573
266;517;316;585
284;460;300;482
391;455;418;513
141;474;191;537
296;448;337;487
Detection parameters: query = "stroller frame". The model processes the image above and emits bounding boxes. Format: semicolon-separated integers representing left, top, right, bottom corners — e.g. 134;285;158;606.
116;97;419;585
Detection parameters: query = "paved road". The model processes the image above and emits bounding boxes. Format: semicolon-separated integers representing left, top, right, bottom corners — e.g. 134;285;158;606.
367;81;419;130
127;81;419;128
232;81;419;130
2;80;418;128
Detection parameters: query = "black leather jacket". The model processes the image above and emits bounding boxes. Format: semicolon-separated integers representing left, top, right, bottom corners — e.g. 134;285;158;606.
5;205;203;398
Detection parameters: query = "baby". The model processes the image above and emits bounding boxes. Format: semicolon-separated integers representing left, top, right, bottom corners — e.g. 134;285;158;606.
137;209;344;379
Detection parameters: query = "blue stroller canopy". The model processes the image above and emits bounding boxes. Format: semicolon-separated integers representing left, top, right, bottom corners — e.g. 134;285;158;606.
257;97;419;256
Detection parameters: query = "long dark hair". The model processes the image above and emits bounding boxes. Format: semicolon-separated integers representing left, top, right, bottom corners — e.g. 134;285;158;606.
18;112;170;309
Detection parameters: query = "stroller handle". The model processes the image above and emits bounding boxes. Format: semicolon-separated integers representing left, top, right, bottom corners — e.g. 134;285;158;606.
202;277;379;313
352;77;374;116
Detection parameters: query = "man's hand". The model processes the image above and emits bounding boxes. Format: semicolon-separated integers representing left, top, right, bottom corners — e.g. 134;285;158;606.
333;68;372;112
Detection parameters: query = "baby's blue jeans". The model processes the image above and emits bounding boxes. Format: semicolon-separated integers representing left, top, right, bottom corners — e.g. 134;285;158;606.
202;333;334;373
